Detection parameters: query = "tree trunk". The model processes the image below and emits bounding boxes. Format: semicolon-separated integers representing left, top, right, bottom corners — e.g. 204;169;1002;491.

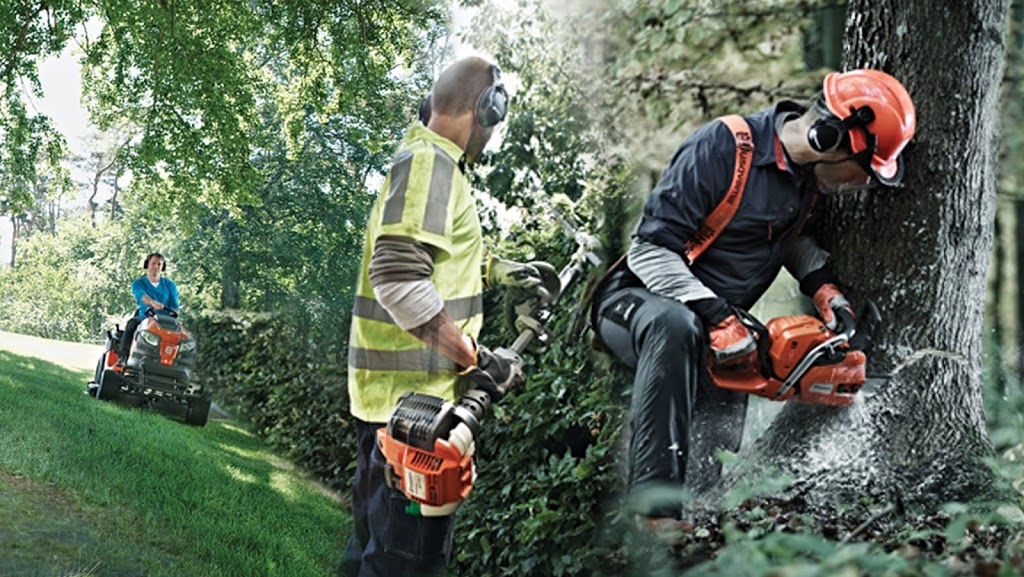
750;0;1009;505
1018;199;1024;374
109;176;120;222
992;210;1008;396
220;213;241;309
10;217;18;268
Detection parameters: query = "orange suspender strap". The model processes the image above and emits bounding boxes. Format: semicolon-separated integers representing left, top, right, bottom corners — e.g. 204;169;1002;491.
683;114;754;264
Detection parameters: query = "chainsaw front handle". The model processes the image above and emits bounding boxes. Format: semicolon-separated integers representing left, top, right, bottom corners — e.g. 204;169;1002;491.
835;306;857;340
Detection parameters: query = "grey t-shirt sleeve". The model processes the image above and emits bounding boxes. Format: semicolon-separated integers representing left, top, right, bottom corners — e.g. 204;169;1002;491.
627;239;717;303
368;236;444;330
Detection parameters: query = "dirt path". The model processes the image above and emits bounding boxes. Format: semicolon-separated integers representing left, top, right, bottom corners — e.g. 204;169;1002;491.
0;331;100;373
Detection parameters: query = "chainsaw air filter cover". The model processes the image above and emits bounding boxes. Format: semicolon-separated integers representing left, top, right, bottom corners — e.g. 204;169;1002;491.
766;315;866;406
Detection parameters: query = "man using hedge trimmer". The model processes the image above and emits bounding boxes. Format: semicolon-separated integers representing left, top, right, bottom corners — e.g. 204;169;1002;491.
341;56;556;577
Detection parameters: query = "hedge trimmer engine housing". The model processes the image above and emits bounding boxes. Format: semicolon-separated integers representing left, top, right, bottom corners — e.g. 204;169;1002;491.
377;389;491;516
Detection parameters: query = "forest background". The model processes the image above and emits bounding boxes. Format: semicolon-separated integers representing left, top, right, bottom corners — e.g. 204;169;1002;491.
2;0;1024;575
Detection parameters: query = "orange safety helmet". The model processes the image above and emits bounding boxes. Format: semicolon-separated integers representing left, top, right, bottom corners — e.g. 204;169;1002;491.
821;69;916;186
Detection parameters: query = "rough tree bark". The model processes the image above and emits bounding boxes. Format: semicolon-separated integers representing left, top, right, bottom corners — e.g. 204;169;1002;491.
748;0;1010;504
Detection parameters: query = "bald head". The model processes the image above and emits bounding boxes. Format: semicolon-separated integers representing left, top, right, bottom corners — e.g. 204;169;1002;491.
430;57;496;120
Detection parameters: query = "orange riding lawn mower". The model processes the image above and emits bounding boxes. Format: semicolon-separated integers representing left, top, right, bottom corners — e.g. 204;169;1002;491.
86;309;211;426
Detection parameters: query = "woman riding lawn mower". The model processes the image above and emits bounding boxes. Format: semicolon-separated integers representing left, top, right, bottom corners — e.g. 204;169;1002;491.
86;308;211;427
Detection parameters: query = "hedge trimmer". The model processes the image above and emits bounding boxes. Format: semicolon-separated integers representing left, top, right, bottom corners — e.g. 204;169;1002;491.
376;215;601;516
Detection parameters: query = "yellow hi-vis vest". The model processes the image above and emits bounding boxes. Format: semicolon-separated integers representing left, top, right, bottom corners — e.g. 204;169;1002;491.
348;124;484;423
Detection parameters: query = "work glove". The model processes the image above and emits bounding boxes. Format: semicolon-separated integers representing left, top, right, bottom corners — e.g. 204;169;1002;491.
813;283;853;332
690;297;757;367
503;289;554;353
459;344;525;402
707;315;758;367
485;256;559;303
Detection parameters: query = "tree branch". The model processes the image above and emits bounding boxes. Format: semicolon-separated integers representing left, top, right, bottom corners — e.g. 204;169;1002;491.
0;1;46;84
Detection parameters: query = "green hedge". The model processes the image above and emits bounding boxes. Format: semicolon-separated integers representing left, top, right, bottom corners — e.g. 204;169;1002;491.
190;310;356;491
454;335;633;576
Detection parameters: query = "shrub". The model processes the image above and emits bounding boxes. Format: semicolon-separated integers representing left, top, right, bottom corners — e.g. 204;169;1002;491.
191;310;356;491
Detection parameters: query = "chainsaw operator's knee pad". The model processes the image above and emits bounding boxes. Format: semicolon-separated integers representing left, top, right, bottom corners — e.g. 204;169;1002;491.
641;298;704;354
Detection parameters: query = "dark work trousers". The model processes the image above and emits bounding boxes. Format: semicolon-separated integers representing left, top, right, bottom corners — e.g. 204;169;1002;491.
339;419;454;577
593;285;748;515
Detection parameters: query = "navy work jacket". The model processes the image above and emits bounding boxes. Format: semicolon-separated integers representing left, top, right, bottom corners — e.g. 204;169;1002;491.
634;101;817;309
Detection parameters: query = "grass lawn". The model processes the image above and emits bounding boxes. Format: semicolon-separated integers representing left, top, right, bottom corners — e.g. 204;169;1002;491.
0;349;350;577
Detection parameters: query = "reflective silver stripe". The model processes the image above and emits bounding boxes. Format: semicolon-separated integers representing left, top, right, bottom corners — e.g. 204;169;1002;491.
352;295;482;324
348;345;455;372
382;149;414;225
423;145;454;235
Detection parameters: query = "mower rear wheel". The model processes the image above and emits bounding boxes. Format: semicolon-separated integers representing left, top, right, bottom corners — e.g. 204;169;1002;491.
185;397;211;427
96;369;122;401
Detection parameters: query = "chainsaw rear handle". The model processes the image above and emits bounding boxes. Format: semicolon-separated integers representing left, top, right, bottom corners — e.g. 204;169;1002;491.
730;307;771;375
732;307;768;342
833;299;882;350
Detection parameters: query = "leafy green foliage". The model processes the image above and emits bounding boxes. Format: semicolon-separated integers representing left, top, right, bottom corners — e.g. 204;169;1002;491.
468;4;605;210
0;1;79;215
605;0;827;118
75;0;447;214
190;310;356;491
0;211;136;340
454;222;630;577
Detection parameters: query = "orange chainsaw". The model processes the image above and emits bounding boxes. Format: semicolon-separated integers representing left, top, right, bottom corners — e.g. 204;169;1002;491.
710;301;881;407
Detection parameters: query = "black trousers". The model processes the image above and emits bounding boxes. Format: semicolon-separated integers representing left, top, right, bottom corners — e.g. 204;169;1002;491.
119;316;143;360
593;285;748;514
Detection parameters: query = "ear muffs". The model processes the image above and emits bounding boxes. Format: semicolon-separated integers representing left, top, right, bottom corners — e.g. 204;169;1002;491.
418;94;432;125
808;103;876;154
807;117;847;153
475;65;508;128
420;65;509;128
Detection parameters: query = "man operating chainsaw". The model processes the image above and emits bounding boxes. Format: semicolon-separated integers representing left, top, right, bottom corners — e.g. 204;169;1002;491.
590;69;915;522
342;56;556;577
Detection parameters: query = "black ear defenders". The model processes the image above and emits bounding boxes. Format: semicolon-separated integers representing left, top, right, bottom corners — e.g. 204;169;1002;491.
417;65;509;128
807;99;876;154
475;65;508;128
418;93;432;125
143;253;166;271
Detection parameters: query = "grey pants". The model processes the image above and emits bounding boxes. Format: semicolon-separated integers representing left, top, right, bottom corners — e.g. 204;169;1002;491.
593;285;748;512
